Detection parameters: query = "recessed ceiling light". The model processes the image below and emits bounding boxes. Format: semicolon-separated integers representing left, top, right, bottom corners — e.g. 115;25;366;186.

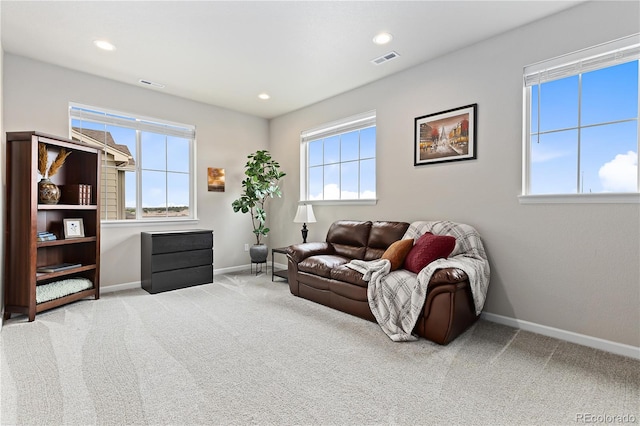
258;93;270;100
373;32;393;45
93;39;116;51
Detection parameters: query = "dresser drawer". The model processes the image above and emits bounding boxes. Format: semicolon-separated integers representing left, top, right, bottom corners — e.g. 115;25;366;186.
147;265;213;294
151;249;212;273
151;231;213;254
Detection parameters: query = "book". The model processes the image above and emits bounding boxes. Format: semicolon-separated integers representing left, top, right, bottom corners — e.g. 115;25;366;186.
36;263;81;273
60;184;91;205
36;231;57;241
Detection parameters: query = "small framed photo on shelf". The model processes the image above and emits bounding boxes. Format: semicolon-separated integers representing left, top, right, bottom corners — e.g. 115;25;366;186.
63;218;85;239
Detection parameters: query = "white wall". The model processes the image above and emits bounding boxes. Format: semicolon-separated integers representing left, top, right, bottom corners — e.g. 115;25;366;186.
269;1;640;347
2;54;269;287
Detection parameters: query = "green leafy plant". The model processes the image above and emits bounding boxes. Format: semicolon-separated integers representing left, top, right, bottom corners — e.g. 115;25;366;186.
232;150;286;245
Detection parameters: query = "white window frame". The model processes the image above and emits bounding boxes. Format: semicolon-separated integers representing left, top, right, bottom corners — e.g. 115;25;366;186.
69;103;198;222
300;110;377;205
520;34;640;204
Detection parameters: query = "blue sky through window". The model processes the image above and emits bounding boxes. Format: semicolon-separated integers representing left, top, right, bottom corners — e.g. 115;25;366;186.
307;126;376;200
530;60;639;194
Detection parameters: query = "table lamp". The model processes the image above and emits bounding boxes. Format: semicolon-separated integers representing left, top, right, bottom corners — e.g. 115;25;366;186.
293;204;316;243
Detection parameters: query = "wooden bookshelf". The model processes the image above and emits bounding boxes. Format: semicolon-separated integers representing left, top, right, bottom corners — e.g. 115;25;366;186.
3;131;101;321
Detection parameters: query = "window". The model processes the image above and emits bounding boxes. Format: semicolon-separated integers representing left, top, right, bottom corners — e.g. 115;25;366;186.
69;104;195;220
522;35;639;201
300;111;376;202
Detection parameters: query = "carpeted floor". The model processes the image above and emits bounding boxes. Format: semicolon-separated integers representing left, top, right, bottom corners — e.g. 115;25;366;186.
1;270;639;425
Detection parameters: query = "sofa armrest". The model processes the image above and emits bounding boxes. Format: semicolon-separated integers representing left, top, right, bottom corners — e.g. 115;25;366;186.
427;267;469;289
286;242;334;263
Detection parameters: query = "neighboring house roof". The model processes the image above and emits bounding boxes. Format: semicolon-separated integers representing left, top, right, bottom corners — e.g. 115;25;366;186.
71;127;136;168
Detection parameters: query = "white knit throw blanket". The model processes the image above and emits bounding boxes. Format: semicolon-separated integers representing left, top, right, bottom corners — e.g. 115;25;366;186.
36;277;93;304
347;220;490;342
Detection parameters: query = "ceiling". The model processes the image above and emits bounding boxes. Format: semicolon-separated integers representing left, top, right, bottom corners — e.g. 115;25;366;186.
1;1;585;119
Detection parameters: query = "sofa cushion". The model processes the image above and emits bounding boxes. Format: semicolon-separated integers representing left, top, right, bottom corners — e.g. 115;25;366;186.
298;255;350;279
330;264;368;287
326;220;372;260
381;238;414;271
404;232;456;274
364;221;410;260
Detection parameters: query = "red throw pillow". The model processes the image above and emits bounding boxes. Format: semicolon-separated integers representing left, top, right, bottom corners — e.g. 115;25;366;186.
404;232;456;274
381;239;414;271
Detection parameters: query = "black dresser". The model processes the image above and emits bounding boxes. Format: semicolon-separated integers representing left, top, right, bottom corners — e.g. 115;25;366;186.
141;229;213;294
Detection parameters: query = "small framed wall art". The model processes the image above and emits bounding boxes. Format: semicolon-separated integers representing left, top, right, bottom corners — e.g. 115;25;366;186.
63;218;85;239
207;167;225;192
414;103;477;166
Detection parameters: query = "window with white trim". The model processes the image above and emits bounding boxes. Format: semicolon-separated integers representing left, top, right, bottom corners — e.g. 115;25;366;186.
69;104;195;220
523;34;639;198
300;111;376;202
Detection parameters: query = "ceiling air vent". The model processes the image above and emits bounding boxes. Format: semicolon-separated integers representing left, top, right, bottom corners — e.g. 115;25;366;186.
371;51;400;65
138;79;165;88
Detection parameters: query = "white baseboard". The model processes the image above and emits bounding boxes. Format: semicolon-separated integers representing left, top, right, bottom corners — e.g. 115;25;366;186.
273;261;287;270
214;265;253;275
215;263;287;275
99;265;264;294
101;281;141;293
481;312;640;360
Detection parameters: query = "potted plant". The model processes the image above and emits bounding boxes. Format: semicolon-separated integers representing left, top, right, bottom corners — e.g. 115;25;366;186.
232;150;286;263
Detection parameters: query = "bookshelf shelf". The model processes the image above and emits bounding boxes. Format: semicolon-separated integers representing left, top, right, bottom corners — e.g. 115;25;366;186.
36;264;97;282
37;236;97;248
37;204;98;210
36;288;96;312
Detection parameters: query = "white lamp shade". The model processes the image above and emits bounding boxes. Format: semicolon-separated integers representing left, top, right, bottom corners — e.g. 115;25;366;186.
294;204;316;223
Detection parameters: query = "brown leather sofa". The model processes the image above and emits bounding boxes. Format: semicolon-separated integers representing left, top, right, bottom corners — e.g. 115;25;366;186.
286;220;478;345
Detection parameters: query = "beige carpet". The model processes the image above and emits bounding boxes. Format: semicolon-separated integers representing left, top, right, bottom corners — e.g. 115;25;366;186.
1;271;638;425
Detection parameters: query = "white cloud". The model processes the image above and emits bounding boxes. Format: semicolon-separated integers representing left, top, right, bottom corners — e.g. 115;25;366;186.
340;189;359;200
598;151;638;192
308;184;376;200
340;189;376;199
324;183;340;199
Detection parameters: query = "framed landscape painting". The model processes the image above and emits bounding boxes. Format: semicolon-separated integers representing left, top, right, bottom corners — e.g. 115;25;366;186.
414;104;477;166
207;167;225;192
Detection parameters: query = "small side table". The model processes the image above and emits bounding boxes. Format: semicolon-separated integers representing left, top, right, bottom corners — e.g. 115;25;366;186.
272;247;289;282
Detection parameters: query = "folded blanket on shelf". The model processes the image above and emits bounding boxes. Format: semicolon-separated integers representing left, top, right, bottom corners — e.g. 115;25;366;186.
36;278;93;304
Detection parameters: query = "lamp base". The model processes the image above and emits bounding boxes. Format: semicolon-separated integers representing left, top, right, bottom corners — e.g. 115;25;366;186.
301;223;308;243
